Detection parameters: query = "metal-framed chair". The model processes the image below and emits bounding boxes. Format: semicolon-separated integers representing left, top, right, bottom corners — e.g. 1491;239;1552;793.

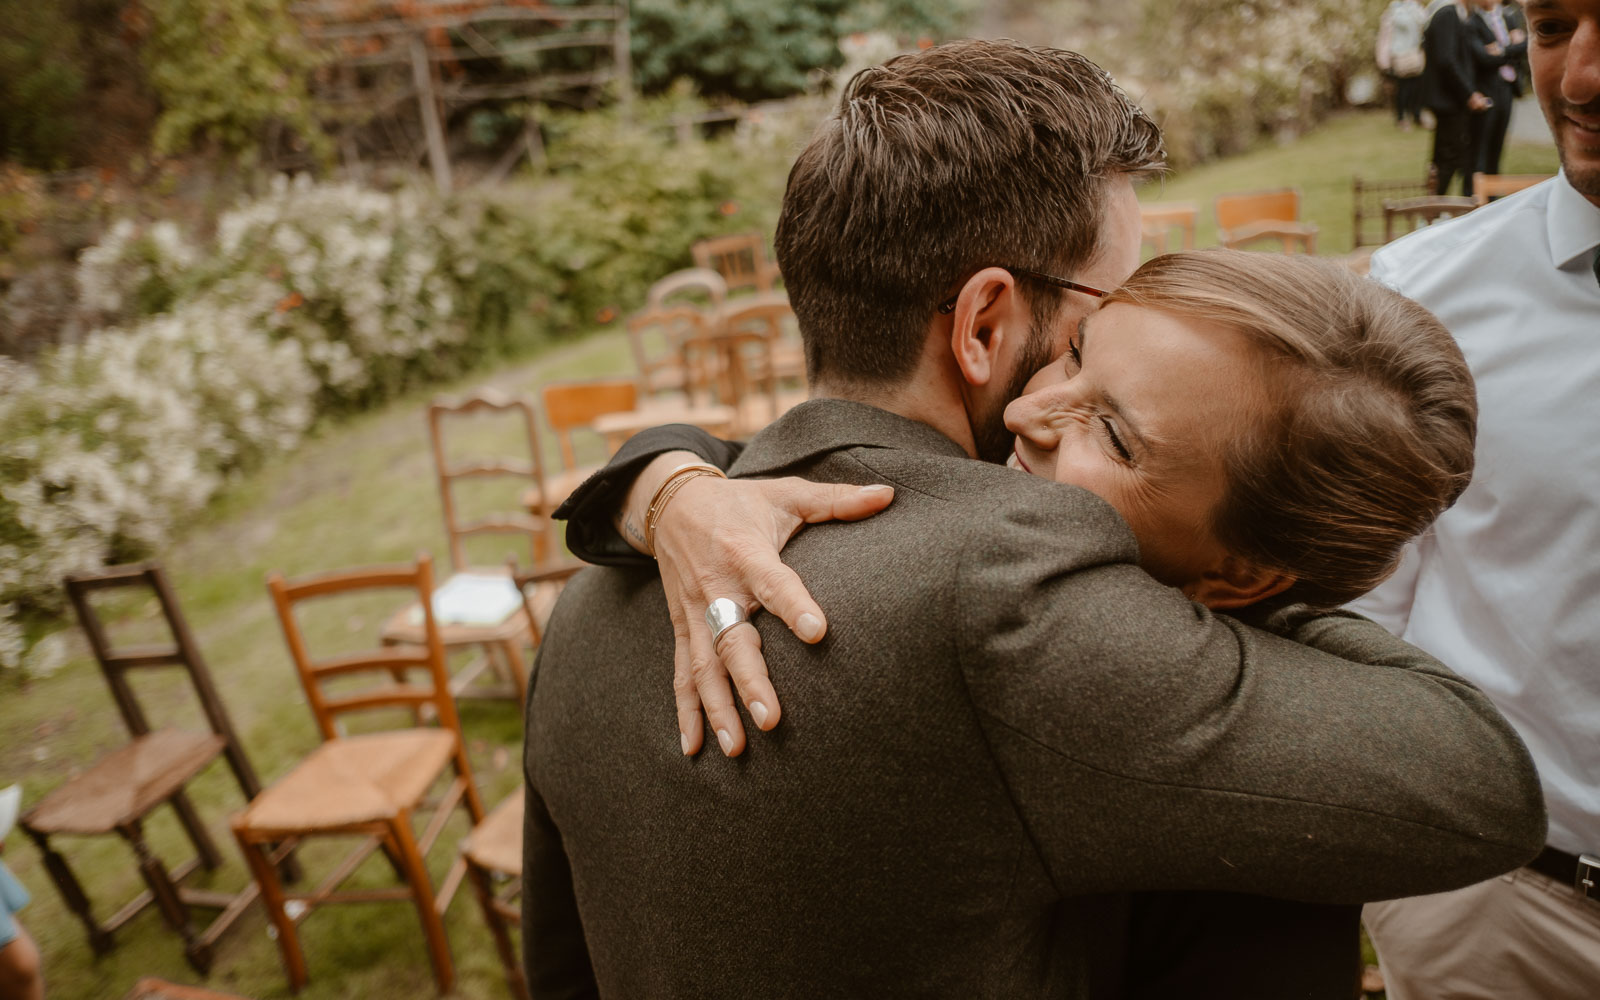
20;563;294;973
234;555;485;994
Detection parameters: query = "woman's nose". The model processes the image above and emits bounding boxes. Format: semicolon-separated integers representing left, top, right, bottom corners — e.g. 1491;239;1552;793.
1003;383;1067;446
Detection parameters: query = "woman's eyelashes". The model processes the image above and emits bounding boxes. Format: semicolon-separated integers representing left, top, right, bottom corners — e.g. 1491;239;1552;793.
1100;417;1133;462
1063;336;1134;464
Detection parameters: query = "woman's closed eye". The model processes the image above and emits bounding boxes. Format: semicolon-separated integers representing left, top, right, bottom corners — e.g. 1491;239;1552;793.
1100;416;1133;462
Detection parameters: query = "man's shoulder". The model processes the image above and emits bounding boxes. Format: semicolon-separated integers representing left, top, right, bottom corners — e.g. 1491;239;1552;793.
1370;180;1550;290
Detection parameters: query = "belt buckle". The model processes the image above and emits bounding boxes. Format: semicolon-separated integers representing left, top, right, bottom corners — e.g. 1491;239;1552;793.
1577;855;1600;899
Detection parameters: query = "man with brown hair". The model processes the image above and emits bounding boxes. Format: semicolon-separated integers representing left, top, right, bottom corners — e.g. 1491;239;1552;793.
521;40;1543;997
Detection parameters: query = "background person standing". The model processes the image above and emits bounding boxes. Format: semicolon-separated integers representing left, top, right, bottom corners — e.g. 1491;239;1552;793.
1381;0;1432;127
1469;0;1528;177
1423;0;1491;193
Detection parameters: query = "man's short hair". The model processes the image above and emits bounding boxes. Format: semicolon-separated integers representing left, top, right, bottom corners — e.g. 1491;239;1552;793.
775;39;1165;388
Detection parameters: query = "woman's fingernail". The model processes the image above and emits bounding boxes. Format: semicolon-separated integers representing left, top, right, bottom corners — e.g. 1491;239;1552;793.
750;701;769;727
860;484;893;494
680;733;691;755
717;729;734;754
795;612;823;642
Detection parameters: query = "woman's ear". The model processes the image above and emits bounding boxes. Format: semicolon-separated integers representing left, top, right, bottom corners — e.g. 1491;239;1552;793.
948;267;1024;389
1184;556;1296;610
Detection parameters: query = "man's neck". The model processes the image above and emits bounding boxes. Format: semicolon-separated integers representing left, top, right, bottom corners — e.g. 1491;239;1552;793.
809;374;980;460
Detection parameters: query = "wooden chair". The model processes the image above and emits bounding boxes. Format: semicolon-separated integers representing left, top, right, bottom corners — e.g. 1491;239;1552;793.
19;563;291;973
1214;188;1319;253
540;377;639;499
716;297;807;433
1472;173;1552;206
691;232;780;293
1139;201;1198;256
380;391;551;703
234;555;486;994
646;267;727;310
1382;196;1479;242
461;561;586;1000
1352;174;1432;248
626;303;710;398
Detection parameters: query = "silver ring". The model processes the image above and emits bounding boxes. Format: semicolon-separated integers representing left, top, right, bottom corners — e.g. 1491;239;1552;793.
705;598;752;653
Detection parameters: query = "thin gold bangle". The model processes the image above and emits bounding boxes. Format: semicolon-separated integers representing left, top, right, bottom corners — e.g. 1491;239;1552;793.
643;463;728;557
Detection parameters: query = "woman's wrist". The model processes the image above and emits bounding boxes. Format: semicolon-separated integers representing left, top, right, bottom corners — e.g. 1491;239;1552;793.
614;451;715;554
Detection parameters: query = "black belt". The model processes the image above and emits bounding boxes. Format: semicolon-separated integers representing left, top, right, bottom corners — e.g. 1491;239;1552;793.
1525;846;1600;898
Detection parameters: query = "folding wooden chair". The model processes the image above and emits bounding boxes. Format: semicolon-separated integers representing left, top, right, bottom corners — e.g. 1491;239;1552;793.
1214;187;1319;253
1139;201;1198;256
691;232;780;293
1472;173;1552;207
1382;196;1478;242
19;563;292;973
234;555;485;994
461;561;586;1000
380;391;552;703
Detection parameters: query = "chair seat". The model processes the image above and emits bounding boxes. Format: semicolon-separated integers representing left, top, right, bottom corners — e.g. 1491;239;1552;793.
235;730;457;833
380;567;535;648
24;728;226;835
462;786;524;876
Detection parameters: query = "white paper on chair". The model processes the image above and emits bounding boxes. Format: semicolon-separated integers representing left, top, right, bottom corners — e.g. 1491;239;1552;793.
0;784;20;842
407;573;522;627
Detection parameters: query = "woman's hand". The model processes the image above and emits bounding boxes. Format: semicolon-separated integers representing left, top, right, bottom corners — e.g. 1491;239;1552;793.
622;454;894;756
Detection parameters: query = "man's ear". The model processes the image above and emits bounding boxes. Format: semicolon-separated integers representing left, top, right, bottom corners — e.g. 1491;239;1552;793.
948;267;1025;389
1184;556;1296;610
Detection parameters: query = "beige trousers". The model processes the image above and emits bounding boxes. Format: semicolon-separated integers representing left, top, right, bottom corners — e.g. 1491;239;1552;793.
1363;867;1600;1000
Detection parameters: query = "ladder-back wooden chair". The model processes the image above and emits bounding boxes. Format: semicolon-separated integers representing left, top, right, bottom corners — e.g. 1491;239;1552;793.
1214;187;1319;253
1472;172;1552;206
716;297;807;434
1382;196;1478;242
19;563;291;973
1139;201;1198;256
380;391;551;703
460;560;586;1000
691;232;780;293
626;301;710;398
235;555;485;994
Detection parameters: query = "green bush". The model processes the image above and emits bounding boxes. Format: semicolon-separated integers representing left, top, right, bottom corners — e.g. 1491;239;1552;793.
143;0;328;163
0;1;87;168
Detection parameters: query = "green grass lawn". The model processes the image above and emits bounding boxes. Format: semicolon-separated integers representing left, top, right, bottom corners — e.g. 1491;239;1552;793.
1142;104;1561;252
0;105;1562;999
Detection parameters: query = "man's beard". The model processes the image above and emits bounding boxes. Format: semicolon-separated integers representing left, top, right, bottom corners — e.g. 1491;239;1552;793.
972;318;1056;465
1546;97;1600;200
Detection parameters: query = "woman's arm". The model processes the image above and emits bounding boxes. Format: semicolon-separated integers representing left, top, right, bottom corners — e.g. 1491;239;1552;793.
552;425;895;756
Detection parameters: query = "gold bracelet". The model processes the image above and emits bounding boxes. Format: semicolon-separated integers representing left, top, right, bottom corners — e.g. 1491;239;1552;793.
643;462;728;557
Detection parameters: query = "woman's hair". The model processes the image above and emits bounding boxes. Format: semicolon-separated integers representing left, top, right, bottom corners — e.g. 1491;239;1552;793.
1105;249;1476;608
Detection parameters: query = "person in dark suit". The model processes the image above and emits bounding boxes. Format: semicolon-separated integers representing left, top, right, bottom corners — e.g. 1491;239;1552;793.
1423;0;1491;194
1469;0;1529;176
522;40;1545;999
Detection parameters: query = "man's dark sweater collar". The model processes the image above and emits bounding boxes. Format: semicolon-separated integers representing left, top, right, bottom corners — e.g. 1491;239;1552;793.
731;398;973;478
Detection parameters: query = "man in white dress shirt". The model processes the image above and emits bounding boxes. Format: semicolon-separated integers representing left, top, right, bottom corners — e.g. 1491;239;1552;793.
1356;1;1600;995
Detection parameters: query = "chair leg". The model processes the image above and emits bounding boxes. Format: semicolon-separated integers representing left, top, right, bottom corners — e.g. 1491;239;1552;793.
468;861;528;1000
501;638;530;705
168;789;225;870
120;820;195;942
388;812;454;994
234;827;308;992
22;827;114;955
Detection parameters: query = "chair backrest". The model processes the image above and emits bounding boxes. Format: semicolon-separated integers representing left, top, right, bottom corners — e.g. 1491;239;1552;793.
1472;173;1552;207
267;554;462;745
428;390;553;573
508;558;587;646
62;562;264;797
691;232;777;293
1382;196;1478;242
626;304;710;391
646;268;728;311
1139;201;1198;255
1352;174;1432;248
541;377;639;471
1215;187;1302;232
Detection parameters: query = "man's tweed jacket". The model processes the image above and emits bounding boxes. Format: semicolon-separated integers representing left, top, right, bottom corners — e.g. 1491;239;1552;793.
522;398;1543;999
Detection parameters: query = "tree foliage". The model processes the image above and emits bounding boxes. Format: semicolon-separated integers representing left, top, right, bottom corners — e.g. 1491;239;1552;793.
142;0;328;162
